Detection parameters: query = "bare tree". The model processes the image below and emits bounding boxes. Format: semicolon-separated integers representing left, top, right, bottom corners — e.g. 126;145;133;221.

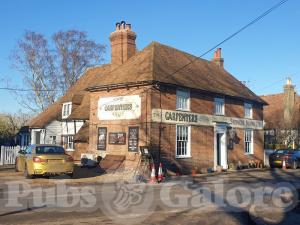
10;30;105;113
53;30;105;92
11;31;58;113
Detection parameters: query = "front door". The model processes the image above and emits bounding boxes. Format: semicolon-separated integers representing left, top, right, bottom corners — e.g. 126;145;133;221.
35;131;41;144
215;125;227;169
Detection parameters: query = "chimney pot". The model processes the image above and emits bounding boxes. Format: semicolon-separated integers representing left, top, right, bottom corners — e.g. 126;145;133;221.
120;21;126;29
286;77;292;85
116;22;120;30
125;23;131;30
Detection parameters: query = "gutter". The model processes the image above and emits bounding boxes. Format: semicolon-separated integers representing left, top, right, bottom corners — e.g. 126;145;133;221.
86;80;266;106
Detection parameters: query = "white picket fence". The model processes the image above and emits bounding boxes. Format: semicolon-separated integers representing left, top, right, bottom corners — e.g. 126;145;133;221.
0;146;26;166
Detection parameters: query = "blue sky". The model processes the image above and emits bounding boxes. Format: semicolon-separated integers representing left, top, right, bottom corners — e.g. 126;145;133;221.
0;0;299;113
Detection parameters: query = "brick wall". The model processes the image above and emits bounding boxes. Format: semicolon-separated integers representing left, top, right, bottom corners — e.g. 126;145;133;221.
88;86;152;162
87;84;264;173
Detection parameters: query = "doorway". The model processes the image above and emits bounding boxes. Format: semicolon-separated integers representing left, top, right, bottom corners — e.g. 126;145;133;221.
215;125;227;169
35;131;41;144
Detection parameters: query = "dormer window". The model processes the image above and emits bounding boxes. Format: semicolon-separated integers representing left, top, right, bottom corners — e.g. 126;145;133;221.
62;102;72;119
244;103;253;119
176;89;190;111
214;98;225;115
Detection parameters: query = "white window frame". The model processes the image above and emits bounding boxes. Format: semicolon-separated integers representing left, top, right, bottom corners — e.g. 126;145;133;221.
63;135;74;151
62;102;72;119
244;129;253;154
175;125;191;158
176;89;190;111
214;98;225;115
50;136;57;145
244;103;253;119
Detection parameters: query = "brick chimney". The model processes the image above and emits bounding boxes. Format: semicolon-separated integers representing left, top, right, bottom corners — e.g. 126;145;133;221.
212;48;224;68
284;77;296;125
110;21;137;68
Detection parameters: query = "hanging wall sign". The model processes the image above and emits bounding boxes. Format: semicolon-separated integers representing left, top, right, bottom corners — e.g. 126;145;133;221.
109;132;126;145
128;127;139;152
98;95;141;120
97;127;107;150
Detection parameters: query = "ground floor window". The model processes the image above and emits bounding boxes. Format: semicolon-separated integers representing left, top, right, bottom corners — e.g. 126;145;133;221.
50;136;57;144
176;125;191;158
244;129;253;154
63;135;74;150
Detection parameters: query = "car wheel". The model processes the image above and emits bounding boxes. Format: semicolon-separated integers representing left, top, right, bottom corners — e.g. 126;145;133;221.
292;160;298;170
24;164;33;179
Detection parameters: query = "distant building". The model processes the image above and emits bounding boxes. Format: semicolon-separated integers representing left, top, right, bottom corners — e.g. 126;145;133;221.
261;78;300;149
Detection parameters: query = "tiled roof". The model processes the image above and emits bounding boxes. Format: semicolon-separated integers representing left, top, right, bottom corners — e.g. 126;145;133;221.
88;42;266;104
261;93;300;129
28;64;111;128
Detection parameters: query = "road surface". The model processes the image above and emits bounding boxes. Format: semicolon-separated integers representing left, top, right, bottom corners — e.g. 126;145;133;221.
1;168;300;224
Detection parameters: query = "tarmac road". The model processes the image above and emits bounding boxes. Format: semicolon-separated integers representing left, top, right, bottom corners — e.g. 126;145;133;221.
1;168;300;225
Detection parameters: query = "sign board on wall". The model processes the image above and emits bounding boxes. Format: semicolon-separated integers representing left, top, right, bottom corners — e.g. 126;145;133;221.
97;127;107;150
151;109;264;130
128;127;139;152
109;132;126;145
98;95;141;120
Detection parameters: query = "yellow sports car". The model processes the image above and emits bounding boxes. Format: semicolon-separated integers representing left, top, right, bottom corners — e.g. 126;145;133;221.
15;144;74;178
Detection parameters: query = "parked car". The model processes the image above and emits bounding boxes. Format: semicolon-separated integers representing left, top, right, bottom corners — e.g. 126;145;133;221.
15;144;74;178
269;149;300;169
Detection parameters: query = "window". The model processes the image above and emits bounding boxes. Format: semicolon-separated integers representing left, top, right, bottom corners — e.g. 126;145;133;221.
63;135;74;150
244;103;253;119
244;130;253;154
62;102;72;119
50;136;57;144
215;98;225;115
36;146;65;154
176;125;191;158
176;89;190;111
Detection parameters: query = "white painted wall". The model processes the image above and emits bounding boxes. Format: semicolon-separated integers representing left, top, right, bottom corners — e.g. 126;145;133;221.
30;128;46;144
30;120;84;146
62;120;84;135
45;120;62;144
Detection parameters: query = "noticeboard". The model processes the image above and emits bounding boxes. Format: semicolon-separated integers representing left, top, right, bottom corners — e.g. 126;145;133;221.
97;127;107;150
108;132;126;145
128;127;139;152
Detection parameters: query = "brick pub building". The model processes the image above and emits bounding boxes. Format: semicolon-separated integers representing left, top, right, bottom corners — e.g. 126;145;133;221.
82;21;267;173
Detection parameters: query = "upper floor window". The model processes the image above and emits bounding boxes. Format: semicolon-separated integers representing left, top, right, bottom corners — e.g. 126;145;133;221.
214;98;225;115
176;89;190;111
244;103;253;119
62;102;72;119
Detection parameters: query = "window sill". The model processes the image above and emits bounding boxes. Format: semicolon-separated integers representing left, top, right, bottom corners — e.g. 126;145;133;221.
176;108;191;112
214;113;225;116
66;149;75;152
244;152;254;155
175;155;192;159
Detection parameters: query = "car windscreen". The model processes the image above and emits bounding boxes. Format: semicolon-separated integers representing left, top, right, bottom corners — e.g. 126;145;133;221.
274;149;292;154
36;146;65;154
